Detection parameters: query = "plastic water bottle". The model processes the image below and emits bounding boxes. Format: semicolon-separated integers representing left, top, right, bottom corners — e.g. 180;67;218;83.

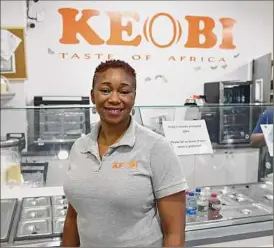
185;189;190;213
203;187;211;200
197;191;209;220
195;188;201;197
203;187;211;194
186;191;197;222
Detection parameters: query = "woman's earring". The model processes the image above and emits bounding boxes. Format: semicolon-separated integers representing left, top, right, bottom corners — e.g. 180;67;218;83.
131;108;135;116
92;107;96;114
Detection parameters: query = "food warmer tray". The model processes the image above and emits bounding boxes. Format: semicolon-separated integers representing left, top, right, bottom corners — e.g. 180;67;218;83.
1;199;17;242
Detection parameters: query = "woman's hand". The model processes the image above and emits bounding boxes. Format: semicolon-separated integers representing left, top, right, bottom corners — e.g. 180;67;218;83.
62;203;80;247
250;133;266;147
157;191;186;247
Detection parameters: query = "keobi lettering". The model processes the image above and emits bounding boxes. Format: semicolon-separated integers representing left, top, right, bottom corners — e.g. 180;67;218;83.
58;8;237;49
58;8;104;45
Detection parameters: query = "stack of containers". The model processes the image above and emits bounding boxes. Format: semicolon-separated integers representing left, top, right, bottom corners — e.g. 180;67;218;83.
51;195;68;236
16;197;53;240
15;195;68;241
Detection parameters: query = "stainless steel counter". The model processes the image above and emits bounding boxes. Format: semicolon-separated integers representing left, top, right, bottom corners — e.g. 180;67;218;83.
1;182;273;247
1;196;66;248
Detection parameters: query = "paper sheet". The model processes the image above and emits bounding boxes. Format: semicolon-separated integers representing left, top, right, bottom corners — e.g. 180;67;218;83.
0;54;16;73
163;120;213;156
261;124;273;157
0;29;22;61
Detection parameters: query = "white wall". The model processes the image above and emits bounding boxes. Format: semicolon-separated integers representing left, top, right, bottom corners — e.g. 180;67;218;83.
1;0;27;105
1;1;273;106
1;0;27;138
0;1;273;138
1;1;26;26
215;62;253;82
22;1;273;105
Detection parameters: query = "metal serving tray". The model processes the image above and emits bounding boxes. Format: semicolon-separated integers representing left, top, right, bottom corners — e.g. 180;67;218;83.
1;199;17;242
220;192;255;205
221;203;272;220
213;186;235;195
233;184;273;210
210;186;253;206
250;193;273;211
22;197;50;208
53;218;65;236
15;219;52;240
235;183;273;194
51;196;68;206
52;205;68;218
20;206;52;220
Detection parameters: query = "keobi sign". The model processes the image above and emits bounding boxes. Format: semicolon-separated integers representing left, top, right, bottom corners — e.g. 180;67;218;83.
58;8;236;49
53;7;240;64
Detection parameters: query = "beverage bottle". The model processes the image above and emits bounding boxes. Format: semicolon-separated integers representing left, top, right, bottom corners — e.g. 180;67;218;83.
241;94;245;103
203;187;211;194
208;193;221;220
186;191;197;222
185;189;189;210
197;191;209;220
203;187;211;203
237;92;241;103
195;188;201;198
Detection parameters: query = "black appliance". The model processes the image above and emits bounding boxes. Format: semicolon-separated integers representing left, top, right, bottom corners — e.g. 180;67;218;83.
28;96;90;152
204;81;252;104
204;81;253;144
200;107;219;143
220;106;252;144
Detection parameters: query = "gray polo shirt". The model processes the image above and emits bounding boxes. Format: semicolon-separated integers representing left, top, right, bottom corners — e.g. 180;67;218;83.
63;118;188;247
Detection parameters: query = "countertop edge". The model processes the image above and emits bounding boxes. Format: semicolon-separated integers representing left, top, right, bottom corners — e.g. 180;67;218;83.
1;186;65;199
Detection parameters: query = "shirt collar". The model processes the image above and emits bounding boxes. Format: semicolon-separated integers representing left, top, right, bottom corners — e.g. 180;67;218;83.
86;117;136;153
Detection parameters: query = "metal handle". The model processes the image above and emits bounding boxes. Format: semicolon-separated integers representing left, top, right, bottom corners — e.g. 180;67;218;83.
6;133;25;140
6;133;26;152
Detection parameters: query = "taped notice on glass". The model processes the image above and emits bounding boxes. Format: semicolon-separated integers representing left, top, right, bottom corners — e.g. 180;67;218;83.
261;124;273;157
163;120;213;156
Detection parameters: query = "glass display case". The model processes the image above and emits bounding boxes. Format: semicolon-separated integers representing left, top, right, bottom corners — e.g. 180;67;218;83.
28;96;90;152
30;107;90;150
0;103;273;247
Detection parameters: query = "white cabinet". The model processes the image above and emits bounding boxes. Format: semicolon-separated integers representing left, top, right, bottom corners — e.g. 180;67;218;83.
223;148;259;185
191;148;260;188
194;152;227;187
179;155;195;189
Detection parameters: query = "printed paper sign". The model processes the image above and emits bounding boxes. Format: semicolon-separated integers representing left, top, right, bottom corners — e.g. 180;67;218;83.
261;124;273;157
0;29;21;61
163;120;213;155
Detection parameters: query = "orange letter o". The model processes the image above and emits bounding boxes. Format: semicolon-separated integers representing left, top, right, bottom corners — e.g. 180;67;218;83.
148;13;177;48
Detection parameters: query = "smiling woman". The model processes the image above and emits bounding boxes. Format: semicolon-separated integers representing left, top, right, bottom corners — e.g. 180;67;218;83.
91;60;136;128
62;59;188;247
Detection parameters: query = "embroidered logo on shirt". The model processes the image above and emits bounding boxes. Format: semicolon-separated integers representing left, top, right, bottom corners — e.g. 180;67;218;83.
112;161;138;169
